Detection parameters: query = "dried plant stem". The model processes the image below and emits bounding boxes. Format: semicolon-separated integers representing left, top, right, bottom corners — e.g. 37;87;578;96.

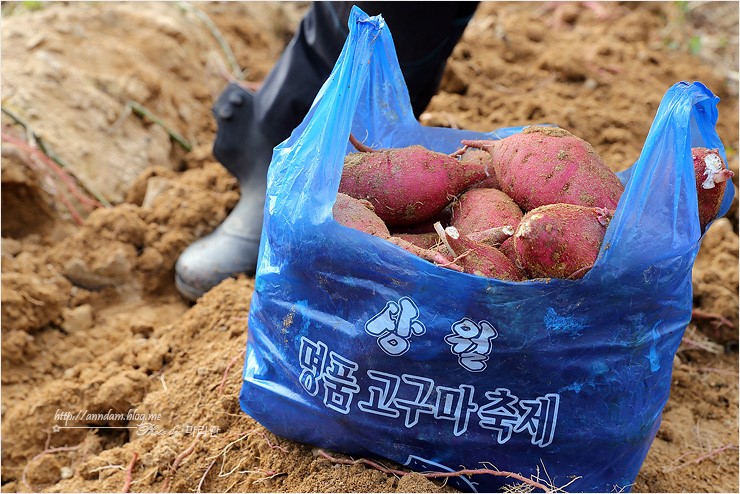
314;449;552;492
89;465;126;474
124;101;193;152
663;443;738;473
695;366;737;376
197;457;218;493
122;452;139;493
176;2;242;79
680;336;723;354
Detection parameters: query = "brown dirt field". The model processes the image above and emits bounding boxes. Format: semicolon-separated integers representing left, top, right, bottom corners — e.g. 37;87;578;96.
1;2;738;493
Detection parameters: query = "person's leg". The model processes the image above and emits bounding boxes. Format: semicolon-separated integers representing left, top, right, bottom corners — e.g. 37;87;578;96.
256;1;480;138
175;2;479;300
343;2;479;117
174;3;350;300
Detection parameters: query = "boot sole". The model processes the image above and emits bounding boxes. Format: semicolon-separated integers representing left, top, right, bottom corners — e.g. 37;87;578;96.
175;272;209;302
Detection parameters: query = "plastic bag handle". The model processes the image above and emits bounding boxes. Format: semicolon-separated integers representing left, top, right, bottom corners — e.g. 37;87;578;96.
594;81;733;274
265;7;413;227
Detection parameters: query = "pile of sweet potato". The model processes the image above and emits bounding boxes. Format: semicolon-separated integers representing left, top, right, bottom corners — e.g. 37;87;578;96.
334;127;733;281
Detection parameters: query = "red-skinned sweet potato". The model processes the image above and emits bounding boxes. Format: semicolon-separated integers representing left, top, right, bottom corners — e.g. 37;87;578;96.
450;188;523;236
389;207;452;234
461;126;624;211
391;232;440;250
386;237;462;272
693;147;734;232
512;203;613;280
333;192;390;238
334;193;462;271
468;225;516;247
439;225;523;281
499;236;517;265
452;146;499;189
339;135;489;225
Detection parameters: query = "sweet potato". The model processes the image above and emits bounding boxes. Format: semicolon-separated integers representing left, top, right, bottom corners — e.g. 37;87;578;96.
693;147;734;232
333;192;390;238
439;225;523;281
391;232;440;250
339;136;489;225
334;193;462;271
387;237;462;272
468;225;516;247
389;208;452;234
511;203;613;280
452;146;499;189
461;126;624;211
450;188;523;235
499;236;516;265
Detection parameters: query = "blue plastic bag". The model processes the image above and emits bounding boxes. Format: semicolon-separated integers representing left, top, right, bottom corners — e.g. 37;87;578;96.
240;7;734;492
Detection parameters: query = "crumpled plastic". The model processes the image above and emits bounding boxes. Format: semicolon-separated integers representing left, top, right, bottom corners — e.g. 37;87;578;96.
240;7;734;492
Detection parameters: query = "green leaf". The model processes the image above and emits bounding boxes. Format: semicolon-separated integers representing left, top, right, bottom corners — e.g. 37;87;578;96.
21;1;45;11
688;35;702;55
675;1;690;14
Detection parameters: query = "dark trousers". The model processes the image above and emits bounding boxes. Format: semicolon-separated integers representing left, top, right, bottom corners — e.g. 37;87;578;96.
255;1;479;146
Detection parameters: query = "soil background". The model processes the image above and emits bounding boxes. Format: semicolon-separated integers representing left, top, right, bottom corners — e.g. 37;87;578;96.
1;1;738;493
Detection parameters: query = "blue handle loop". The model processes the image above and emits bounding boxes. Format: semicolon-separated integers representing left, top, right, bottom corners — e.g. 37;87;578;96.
266;7;391;226
596;82;733;273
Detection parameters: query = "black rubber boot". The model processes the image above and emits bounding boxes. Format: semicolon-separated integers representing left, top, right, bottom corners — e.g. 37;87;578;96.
175;4;352;301
175;2;479;300
175;83;273;300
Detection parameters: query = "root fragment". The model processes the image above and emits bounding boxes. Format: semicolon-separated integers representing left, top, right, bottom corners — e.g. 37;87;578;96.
313;449;553;492
663;443;738;473
1;130;105;224
349;133;376;153
691;308;736;331
258;431;289;453
217;348;246;396
122;452;139;493
2;104;112;207
21;445;81;491
196;457;217;493
161;433;205;492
